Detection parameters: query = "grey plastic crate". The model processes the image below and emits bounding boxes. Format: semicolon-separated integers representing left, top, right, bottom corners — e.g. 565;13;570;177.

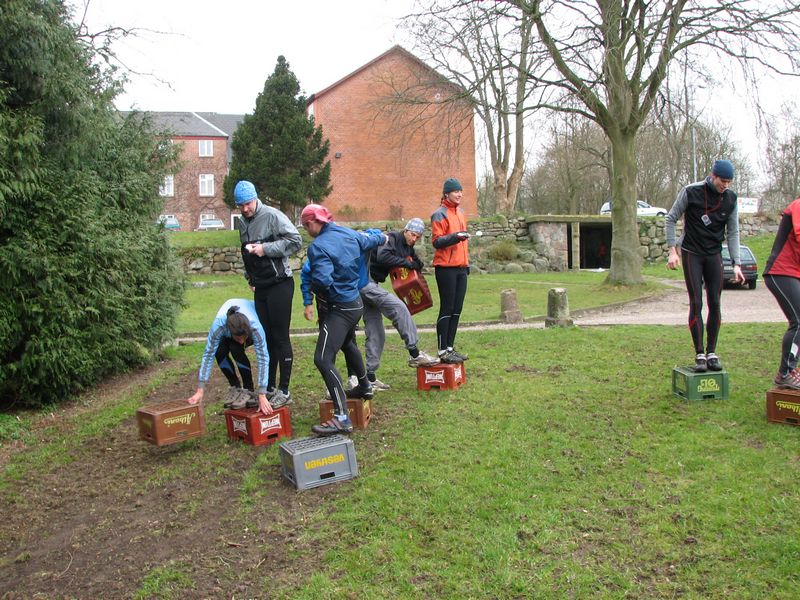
278;435;358;490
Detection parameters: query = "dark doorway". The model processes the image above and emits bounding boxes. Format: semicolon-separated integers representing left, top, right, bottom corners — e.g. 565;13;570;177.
580;223;612;269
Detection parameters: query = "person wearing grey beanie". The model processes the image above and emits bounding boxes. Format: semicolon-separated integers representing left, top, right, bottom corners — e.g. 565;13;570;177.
665;160;744;373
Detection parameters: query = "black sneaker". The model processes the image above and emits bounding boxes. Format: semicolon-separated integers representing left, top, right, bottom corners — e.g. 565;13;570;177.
694;353;707;373
312;417;354;436
450;350;468;361
346;384;374;400
706;353;723;371
441;351;462;364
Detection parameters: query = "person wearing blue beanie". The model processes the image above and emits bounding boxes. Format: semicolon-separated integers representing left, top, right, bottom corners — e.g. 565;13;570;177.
665;160;744;373
235;180;302;409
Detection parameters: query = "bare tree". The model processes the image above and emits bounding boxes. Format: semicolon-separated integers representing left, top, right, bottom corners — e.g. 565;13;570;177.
509;0;800;284
762;101;800;210
397;1;543;214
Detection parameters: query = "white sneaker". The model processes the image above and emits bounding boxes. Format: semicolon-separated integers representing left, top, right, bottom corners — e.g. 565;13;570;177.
408;351;440;367
344;375;359;391
370;378;390;391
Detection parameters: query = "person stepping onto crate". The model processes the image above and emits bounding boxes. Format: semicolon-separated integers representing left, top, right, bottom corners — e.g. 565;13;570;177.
187;299;279;415
300;204;387;436
360;217;439;390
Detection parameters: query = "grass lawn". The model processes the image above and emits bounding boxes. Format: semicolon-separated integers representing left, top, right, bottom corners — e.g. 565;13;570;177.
5;324;797;597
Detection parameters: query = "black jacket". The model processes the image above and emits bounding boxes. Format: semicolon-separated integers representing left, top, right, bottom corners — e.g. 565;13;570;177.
369;230;423;283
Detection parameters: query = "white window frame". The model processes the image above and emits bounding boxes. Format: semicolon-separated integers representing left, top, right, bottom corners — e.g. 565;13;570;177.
231;214;243;229
199;212;217;221
159;175;174;197
199;174;215;197
198;140;214;157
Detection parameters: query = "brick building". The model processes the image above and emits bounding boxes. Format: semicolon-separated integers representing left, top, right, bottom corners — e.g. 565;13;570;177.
308;45;477;222
148;112;244;231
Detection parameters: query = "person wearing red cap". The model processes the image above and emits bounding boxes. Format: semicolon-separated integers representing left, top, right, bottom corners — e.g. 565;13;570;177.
300;204;387;436
665;160;744;373
764;198;800;389
431;177;470;364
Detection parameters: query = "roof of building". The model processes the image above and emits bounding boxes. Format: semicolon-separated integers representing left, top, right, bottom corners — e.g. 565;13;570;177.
128;111;245;137
310;45;459;102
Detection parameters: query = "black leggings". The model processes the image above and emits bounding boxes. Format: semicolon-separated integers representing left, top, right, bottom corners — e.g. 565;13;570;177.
254;277;294;393
435;266;469;352
314;298;367;416
765;274;800;376
681;249;723;354
215;337;253;390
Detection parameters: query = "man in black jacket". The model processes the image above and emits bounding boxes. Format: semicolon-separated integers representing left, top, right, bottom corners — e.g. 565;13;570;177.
235;180;302;407
359;218;439;390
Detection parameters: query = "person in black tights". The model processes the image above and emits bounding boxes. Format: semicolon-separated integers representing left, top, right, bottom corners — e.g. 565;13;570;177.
665;160;744;372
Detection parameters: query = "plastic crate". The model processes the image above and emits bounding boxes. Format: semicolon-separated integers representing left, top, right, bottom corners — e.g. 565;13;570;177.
390;267;433;315
766;388;800;426
279;435;358;491
672;366;729;401
137;401;206;446
318;398;372;429
224;406;292;446
417;362;467;391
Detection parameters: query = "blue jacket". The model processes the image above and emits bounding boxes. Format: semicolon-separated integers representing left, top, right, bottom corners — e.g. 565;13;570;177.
306;223;385;303
198;299;269;393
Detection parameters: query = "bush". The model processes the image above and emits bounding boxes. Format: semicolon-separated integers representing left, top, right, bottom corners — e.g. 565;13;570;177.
486;240;519;261
0;1;185;407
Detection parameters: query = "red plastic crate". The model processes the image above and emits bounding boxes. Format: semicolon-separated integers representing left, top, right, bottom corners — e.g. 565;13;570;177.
137;401;206;446
318;398;372;429
766;388;800;426
390;267;433;315
416;362;467;391
224;406;292;446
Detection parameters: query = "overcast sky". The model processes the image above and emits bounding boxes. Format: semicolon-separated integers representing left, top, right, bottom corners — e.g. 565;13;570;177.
69;0;800;189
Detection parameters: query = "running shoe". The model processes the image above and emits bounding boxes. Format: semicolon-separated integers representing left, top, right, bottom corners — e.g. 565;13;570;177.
369;378;390;391
346;384;374;400
344;375;359;392
441;350;464;364
270;390;293;409
706;353;723;371
694;353;707;373
312;417;354;436
225;387;253;410
450;349;469;361
775;369;800;390
408;351;440;367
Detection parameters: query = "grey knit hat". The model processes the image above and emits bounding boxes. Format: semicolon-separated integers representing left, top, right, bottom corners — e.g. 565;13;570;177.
404;218;425;234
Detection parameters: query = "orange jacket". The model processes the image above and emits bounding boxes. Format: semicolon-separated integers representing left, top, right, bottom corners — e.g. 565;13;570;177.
431;199;469;267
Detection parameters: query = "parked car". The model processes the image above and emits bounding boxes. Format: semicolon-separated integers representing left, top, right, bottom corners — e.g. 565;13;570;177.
722;243;758;289
157;215;180;231
196;218;226;231
599;200;668;217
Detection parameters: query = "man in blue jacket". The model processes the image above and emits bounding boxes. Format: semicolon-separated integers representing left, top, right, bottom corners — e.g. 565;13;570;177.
301;204;386;435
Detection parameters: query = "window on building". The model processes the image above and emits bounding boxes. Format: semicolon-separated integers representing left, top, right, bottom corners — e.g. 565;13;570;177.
159;175;174;197
199;174;214;196
198;140;213;157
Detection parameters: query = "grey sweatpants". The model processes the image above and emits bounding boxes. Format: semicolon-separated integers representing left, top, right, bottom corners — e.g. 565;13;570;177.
359;281;418;373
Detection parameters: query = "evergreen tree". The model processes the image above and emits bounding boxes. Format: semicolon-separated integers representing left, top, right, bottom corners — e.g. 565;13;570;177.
0;0;185;407
224;56;331;213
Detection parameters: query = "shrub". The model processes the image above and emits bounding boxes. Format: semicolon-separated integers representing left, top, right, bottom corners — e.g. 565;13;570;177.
0;1;185;407
486;240;519;261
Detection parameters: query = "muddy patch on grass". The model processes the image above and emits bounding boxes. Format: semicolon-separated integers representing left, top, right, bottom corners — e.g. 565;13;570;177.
0;362;395;599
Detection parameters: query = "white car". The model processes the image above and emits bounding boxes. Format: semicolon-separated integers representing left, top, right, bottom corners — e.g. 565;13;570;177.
600;200;667;217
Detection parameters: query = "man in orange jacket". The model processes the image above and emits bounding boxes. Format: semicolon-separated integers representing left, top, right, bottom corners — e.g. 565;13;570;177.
431;177;470;364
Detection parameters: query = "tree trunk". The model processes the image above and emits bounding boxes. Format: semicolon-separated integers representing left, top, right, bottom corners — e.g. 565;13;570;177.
493;164;510;215
607;133;643;285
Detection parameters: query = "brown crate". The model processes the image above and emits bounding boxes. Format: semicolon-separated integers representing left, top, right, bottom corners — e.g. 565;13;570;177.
318;398;372;429
137;401;206;446
224;406;292;446
390;267;433;315
766;388;800;426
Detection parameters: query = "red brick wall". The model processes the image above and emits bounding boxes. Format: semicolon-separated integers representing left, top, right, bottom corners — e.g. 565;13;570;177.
311;49;477;223
160;136;236;231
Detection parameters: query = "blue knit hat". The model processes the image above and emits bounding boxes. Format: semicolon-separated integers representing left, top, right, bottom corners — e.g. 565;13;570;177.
712;160;734;180
404;218;425;234
442;178;463;194
233;180;258;205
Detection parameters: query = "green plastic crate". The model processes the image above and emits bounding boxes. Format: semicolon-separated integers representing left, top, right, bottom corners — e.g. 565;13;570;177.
672;366;729;401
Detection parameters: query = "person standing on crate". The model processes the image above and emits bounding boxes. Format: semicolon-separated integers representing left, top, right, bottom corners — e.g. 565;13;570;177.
187;299;276;414
665;160;744;373
764;198;800;390
300;204;387;436
360;217;440;390
431;178;470;364
234;180;302;409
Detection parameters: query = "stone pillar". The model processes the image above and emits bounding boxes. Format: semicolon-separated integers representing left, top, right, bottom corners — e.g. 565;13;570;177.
500;289;523;323
545;287;573;327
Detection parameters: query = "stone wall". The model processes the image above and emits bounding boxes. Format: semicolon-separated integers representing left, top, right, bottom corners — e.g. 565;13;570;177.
180;214;779;274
